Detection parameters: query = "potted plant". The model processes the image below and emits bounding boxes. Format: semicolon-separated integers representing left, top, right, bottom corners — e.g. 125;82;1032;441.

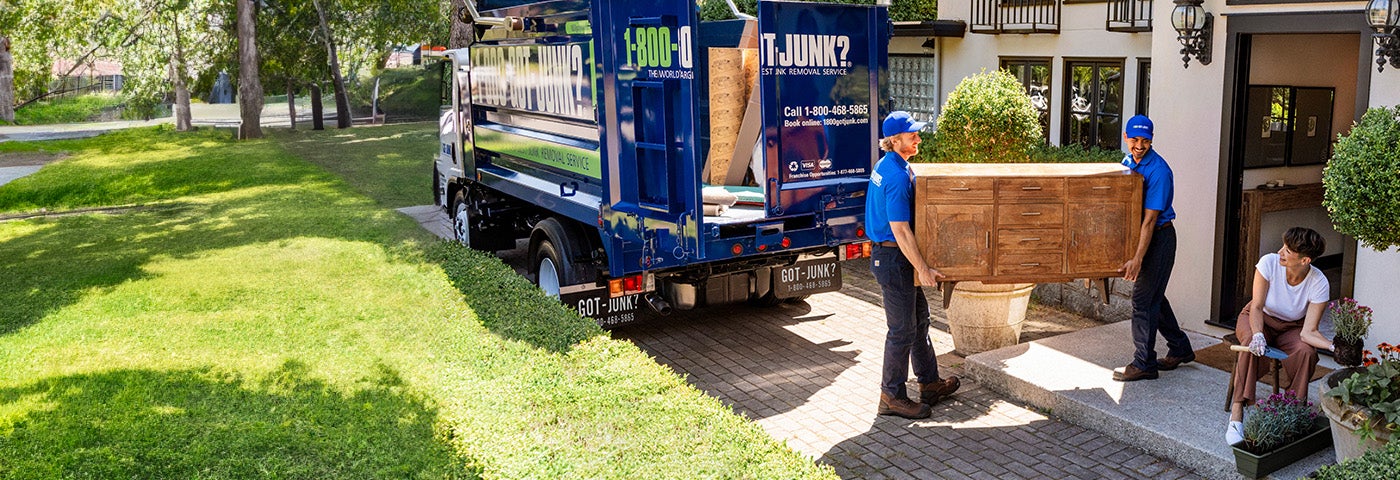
1231;392;1333;479
1322;105;1400;252
1321;343;1399;462
1330;297;1373;367
920;69;1042;354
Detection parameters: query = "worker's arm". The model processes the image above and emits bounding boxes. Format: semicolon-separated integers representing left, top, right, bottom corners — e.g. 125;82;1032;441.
891;221;944;287
1119;209;1160;282
1299;302;1333;351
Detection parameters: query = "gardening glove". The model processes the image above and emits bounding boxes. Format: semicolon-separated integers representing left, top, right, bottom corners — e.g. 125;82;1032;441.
1248;332;1268;357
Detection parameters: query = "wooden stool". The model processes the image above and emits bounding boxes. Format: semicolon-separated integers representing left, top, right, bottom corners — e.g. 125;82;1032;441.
1223;333;1282;412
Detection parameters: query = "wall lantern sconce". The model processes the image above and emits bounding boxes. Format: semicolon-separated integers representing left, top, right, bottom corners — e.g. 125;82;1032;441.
1368;0;1400;71
1170;0;1213;68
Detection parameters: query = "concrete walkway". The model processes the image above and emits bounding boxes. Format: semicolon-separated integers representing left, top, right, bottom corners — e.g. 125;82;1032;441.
966;322;1337;480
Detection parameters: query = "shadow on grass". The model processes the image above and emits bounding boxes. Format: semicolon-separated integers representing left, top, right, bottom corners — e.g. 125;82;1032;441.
424;241;604;354
0;361;479;478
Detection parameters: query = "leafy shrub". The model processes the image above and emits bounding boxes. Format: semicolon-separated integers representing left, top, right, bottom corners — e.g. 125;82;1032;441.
1241;392;1319;452
1323;106;1400;251
925;69;1041;163
1326;343;1400;441
1330;297;1374;344
1313;439;1400;480
1029;143;1123;164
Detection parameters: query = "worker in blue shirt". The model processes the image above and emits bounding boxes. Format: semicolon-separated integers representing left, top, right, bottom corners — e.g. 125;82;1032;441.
1113;115;1195;382
864;111;960;419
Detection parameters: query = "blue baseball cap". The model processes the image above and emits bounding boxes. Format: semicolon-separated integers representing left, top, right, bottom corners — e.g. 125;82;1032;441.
1125;115;1153;140
882;111;927;138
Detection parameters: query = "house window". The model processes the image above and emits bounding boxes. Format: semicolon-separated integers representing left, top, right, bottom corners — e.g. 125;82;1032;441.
1136;59;1150;116
889;54;939;123
1000;57;1052;140
1063;60;1124;150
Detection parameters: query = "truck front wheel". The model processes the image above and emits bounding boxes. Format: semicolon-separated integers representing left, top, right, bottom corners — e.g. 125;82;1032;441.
451;191;473;248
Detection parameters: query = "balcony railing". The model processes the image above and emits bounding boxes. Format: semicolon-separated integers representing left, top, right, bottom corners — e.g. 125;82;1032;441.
970;0;1061;34
1106;0;1153;33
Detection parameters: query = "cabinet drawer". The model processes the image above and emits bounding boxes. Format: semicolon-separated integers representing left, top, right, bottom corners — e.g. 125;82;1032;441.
997;228;1064;252
996;203;1064;226
995;253;1065;276
997;177;1065;202
1068;176;1139;201
920;177;995;203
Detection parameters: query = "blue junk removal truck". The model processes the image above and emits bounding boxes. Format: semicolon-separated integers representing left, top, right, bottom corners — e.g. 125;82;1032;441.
435;0;887;327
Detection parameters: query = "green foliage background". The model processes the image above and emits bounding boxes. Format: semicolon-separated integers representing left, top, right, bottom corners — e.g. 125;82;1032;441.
700;0;936;22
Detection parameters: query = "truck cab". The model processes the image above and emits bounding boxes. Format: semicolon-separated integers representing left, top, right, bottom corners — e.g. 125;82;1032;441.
436;0;886;327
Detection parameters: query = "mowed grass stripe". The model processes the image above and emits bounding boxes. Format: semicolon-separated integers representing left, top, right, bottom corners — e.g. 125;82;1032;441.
0;125;835;479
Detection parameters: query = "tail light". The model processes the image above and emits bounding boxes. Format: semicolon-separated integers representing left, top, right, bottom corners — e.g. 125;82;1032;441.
842;242;871;260
608;274;646;298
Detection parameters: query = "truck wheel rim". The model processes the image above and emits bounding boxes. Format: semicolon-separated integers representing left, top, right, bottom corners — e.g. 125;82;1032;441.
453;204;471;246
538;257;561;297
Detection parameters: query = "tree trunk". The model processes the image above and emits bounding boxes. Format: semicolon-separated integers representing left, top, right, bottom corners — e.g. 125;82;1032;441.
310;82;324;130
286;79;297;130
237;0;263;139
448;0;473;49
0;37;14;123
312;0;350;129
169;17;192;131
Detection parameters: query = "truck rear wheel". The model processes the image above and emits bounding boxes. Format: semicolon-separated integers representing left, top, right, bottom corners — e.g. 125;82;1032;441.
533;239;564;297
530;217;589;298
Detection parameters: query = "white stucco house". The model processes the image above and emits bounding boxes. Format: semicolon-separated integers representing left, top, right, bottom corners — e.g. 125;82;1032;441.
889;1;1399;351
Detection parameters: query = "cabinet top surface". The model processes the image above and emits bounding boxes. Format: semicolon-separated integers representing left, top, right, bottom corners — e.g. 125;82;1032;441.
909;163;1132;177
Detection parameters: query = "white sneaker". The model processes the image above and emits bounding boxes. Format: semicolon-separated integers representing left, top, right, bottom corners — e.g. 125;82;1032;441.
1225;420;1245;445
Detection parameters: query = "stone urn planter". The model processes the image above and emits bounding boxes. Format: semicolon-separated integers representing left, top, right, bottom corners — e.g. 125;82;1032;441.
1231;417;1332;479
1319;368;1394;463
945;281;1033;355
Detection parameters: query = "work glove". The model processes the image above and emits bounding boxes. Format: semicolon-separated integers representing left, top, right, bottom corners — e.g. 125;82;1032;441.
1248;332;1268;357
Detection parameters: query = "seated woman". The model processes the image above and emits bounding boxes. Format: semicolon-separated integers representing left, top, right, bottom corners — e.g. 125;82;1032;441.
1225;227;1333;445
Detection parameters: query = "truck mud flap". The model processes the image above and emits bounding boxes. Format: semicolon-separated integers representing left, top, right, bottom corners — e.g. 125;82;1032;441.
772;257;842;299
560;285;644;329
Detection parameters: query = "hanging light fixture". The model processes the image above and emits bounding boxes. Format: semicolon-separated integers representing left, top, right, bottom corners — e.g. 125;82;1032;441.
1170;0;1213;68
1368;0;1400;71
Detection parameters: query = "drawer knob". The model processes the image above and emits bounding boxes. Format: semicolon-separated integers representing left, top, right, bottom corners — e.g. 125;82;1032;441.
1092;186;1112;190
1020;263;1041;267
949;187;971;191
1021;237;1041;242
1021;186;1043;191
1021;212;1042;216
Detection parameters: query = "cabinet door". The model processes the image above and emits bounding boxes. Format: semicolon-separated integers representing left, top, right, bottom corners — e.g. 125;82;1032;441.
920;204;994;277
1067;202;1131;273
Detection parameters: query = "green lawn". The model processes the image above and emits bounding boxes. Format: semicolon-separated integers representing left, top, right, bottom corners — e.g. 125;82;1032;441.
0;125;834;479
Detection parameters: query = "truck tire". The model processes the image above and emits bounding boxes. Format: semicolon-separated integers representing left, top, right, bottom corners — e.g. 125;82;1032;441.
533;238;566;297
530;217;590;298
450;190;474;248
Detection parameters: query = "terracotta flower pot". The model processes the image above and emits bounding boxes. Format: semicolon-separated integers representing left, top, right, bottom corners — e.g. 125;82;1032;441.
1318;368;1394;463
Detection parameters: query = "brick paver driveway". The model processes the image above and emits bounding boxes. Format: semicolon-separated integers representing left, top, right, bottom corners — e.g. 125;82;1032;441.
612;259;1206;480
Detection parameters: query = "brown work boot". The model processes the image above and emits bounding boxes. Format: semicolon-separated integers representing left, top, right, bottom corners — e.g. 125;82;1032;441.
1157;353;1196;371
919;376;961;405
1112;364;1159;382
878;392;932;419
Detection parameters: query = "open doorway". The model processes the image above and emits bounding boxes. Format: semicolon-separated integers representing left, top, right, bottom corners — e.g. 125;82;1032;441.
1214;14;1374;328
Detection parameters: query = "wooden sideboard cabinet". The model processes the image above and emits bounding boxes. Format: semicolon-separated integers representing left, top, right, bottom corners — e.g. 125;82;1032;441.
909;163;1143;303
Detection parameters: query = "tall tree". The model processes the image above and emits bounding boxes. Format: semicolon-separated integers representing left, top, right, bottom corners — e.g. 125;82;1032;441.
237;0;262;138
0;37;12;122
311;0;350;128
258;0;325;130
448;0;472;49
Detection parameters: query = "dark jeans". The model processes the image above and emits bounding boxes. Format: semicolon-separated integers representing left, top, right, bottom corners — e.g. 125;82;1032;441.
1130;225;1193;371
871;244;941;398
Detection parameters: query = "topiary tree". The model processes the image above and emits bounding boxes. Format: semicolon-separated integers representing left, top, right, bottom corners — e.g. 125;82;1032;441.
925;69;1041;163
1323;105;1400;251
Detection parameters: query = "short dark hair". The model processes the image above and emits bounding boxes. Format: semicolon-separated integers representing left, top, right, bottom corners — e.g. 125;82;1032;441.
1283;227;1326;261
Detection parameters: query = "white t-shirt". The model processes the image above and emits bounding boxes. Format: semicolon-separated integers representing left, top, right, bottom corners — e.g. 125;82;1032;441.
1256;253;1330;322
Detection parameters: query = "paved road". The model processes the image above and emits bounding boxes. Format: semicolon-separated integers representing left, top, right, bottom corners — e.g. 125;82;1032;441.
399;206;1205;479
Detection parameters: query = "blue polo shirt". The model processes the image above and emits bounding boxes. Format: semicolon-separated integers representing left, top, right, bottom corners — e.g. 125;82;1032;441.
865;151;914;243
1122;148;1176;226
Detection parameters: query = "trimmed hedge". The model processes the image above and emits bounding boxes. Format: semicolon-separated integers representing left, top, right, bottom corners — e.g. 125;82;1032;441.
1323;105;1400;251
